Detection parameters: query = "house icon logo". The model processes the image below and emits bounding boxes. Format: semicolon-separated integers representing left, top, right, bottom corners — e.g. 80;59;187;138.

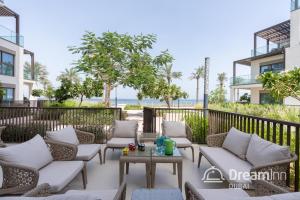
202;166;225;183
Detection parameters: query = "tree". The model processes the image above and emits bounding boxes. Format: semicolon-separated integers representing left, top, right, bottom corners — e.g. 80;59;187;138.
55;79;76;103
57;68;81;83
190;66;204;104
217;72;228;89
240;93;251;103
138;79;188;108
44;85;55;100
24;62;51;90
32;89;43;97
70;31;157;107
76;78;103;106
259;68;300;101
209;72;228;104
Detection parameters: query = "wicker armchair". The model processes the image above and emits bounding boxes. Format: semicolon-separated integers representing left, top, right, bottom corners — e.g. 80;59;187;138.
0;139;86;196
0;126;6;147
185;180;290;200
23;181;127;200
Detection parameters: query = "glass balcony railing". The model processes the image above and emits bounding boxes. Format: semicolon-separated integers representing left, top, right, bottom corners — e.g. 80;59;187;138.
230;75;261;86
0;25;24;47
251;39;290;57
291;0;300;11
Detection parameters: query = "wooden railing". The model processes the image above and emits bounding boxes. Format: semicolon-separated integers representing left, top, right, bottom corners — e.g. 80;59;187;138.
0;107;122;144
208;109;300;191
143;107;208;144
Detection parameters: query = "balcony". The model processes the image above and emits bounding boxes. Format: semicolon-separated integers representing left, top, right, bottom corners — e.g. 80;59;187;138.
230;75;261;86
291;0;300;11
0;25;24;47
251;40;289;57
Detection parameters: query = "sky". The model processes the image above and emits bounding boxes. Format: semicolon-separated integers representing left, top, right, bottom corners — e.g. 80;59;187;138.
1;0;291;99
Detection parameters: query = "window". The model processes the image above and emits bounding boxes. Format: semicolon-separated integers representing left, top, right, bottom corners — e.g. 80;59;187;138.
259;93;282;105
260;62;284;74
1;88;14;101
0;51;14;76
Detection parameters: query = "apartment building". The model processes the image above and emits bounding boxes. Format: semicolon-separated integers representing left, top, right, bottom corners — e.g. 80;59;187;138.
0;3;35;102
230;0;300;105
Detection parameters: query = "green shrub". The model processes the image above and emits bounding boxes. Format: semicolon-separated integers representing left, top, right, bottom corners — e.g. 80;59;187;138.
124;104;143;110
184;113;208;144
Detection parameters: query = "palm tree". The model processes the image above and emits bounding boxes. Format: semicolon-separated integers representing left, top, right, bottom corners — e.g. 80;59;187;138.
217;72;228;90
57;68;81;83
24;62;50;90
190;66;204;104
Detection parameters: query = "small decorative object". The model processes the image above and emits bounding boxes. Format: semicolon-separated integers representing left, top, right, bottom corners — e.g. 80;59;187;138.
156;135;167;147
164;138;176;155
128;143;136;151
122;147;129;156
138;143;145;151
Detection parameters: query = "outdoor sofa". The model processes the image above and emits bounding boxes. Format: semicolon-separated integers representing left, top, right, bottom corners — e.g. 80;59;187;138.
103;120;138;163
46;126;102;164
185;179;300;200
162;121;195;162
198;127;297;188
0;134;86;195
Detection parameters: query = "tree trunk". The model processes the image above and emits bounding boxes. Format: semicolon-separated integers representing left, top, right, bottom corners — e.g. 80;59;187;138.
104;83;111;107
196;78;199;104
79;95;84;107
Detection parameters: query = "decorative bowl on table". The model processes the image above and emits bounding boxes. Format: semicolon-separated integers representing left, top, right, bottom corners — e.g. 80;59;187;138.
138;143;145;151
128;143;136;151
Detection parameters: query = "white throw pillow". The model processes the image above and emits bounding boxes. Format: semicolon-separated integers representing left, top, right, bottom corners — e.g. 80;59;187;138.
113;120;138;138
246;134;291;167
162;121;186;138
222;127;251;160
0;135;53;170
46;126;79;145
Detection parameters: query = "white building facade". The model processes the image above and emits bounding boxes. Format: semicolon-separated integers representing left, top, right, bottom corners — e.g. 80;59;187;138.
0;5;35;103
230;0;300;105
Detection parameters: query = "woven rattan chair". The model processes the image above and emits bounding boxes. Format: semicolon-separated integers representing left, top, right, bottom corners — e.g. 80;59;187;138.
0;126;6;147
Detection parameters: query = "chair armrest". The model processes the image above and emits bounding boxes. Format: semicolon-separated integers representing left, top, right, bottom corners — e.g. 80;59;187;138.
0;161;39;195
206;132;228;147
185;182;204;200
75;129;95;144
113;181;127;200
250;153;297;188
253;179;290;196
23;183;53;197
45;139;78;161
185;124;193;142
107;126;114;141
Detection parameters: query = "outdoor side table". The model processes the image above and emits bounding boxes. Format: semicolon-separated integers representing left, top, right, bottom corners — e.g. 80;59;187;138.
119;147;152;188
139;132;159;143
131;188;183;200
151;147;183;191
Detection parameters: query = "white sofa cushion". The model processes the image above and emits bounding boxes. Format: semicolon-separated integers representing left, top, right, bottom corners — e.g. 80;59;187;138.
76;144;101;161
46;194;101;200
246;134;291;167
199;146;253;185
222;127;251;160
196;188;249;200
0;135;53;170
171;138;192;147
162;121;186;137
106;138;135;148
270;192;300;200
38;161;84;192
113;120;138;138
46;126;79;145
66;189;118;200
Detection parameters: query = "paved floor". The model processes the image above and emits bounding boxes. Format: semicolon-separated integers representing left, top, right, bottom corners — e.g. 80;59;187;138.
66;144;228;199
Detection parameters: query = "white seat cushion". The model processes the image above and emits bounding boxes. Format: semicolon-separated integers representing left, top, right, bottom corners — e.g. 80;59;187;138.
106;138;135;148
46;126;79;145
113;120;138;138
270;192;300;200
66;189;118;200
246;134;291;167
171;138;192;148
162;121;186;137
38;161;84;192
222;127;251;160
196;188;249;200
76;144;101;161
0;135;53;170
200;146;253;185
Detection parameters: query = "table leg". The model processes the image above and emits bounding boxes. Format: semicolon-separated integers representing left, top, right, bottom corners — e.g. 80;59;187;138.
146;162;151;188
126;162;129;174
151;162;156;188
119;161;125;185
173;163;176;175
177;161;183;191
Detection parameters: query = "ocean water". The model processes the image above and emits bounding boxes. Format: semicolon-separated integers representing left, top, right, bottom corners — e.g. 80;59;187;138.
88;98;202;107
